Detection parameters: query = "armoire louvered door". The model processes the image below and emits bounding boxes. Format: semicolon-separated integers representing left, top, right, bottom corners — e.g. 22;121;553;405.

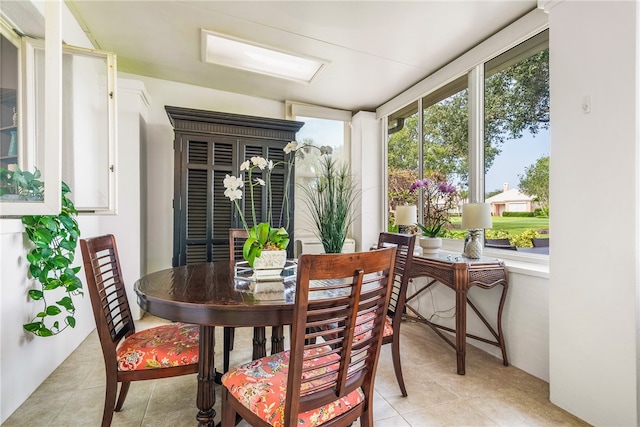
166;107;304;267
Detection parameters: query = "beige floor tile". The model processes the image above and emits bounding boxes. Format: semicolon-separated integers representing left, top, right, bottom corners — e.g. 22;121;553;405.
3;314;590;427
402;400;500;427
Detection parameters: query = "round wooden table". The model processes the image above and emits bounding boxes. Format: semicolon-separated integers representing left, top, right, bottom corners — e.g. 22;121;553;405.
134;260;296;426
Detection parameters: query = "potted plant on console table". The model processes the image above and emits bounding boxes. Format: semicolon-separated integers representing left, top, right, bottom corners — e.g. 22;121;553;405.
409;177;457;254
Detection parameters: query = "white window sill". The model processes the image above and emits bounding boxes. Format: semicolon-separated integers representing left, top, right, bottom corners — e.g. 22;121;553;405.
439;239;549;279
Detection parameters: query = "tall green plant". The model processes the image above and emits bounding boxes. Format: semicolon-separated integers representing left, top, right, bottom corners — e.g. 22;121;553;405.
22;182;82;336
302;156;357;254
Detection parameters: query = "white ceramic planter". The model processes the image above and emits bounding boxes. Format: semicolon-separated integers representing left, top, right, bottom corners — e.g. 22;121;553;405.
252;249;287;280
419;237;442;255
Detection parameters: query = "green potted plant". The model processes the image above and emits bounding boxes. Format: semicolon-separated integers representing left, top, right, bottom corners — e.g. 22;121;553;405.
301;155;358;254
223;142;298;270
0;166;44;201
409;177;457;254
21;180;82;336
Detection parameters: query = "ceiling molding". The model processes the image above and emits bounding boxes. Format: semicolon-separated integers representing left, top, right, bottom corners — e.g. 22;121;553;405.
537;0;563;14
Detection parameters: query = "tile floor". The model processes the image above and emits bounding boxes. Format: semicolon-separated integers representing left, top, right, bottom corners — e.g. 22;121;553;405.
3;315;590;426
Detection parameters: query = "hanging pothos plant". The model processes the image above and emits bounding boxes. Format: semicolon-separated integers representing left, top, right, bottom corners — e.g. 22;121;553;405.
21;180;82;337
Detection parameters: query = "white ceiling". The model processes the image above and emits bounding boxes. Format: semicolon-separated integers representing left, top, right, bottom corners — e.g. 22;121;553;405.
67;1;537;113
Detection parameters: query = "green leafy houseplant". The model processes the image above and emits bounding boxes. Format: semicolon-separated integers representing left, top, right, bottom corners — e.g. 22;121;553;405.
0;166;44;200
22;181;82;336
301;155;357;254
223;142;298;267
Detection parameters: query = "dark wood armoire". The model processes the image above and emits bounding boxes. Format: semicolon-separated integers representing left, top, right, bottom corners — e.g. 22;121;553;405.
166;106;304;266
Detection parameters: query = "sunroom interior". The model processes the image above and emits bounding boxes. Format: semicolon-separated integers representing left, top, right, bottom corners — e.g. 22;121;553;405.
1;1;639;426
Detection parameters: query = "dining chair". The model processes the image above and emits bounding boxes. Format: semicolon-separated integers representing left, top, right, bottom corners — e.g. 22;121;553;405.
221;247;397;427
80;234;199;427
485;238;517;250
227;228;283;371
531;237;549;247
376;231;416;397
222;228;248;372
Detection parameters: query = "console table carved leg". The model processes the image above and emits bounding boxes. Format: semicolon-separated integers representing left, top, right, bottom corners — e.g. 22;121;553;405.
496;282;509;366
196;325;216;426
455;288;467;375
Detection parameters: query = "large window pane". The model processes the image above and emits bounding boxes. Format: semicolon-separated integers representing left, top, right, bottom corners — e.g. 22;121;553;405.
484;31;549;250
387;101;418;231
0;30;20;189
422;79;467;238
386;78;468;238
293;115;349;238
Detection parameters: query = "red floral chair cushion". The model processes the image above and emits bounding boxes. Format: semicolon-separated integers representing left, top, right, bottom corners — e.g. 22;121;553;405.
222;347;364;426
116;322;199;371
356;312;394;339
321;312;393;344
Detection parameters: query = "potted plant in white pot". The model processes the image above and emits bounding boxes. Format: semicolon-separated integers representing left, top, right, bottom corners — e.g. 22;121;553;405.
301;154;358;254
223;142;298;278
409;177;457;254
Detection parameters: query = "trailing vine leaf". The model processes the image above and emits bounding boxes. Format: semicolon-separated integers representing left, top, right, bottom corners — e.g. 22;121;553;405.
21;181;82;337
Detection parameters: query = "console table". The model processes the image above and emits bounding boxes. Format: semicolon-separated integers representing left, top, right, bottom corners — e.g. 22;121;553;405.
406;254;509;375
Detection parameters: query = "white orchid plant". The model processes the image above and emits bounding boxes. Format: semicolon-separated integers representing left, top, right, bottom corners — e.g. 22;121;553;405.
223;141;299;267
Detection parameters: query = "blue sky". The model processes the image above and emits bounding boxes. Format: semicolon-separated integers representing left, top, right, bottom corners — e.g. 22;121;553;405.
295;116;343;149
485;128;549;192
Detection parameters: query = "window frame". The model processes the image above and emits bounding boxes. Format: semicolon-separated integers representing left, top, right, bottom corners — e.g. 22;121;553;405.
0;2;62;216
0;1;117;217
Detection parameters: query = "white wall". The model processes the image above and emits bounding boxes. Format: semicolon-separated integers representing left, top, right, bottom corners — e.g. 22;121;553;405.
547;1;639;425
350;111;383;252
0;216;101;423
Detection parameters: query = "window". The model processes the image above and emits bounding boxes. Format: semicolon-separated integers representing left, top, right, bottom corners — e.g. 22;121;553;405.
0;3;116;216
286;102;351;238
0;4;62;216
385;28;549;253
484;31;549;249
387;79;468;236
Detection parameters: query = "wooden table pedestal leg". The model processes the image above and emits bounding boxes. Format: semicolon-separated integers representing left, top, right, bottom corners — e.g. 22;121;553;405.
271;326;284;354
196;325;216;426
252;327;267;360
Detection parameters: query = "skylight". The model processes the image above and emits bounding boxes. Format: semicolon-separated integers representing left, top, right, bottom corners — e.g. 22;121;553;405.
201;29;326;83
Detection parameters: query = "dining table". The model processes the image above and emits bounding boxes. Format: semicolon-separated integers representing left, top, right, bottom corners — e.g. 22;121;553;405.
134;260;297;427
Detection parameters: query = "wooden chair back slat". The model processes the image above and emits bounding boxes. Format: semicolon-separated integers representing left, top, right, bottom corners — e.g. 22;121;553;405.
377;232;416;322
80;235;136;354
229;228;249;262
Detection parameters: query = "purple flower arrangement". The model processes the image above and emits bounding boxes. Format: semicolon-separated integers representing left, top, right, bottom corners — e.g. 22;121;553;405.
409;178;457;237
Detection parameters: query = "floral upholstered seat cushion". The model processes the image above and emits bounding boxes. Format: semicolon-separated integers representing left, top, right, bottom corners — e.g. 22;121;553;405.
322;312;393;343
356;311;394;339
116;322;199;371
222;348;364;426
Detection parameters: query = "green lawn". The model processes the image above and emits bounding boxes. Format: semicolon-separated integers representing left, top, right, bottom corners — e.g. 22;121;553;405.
450;216;549;237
